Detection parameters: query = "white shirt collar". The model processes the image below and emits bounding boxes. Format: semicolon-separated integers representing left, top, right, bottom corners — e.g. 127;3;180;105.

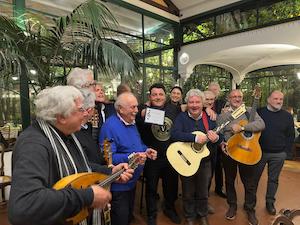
117;113;135;126
188;111;202;121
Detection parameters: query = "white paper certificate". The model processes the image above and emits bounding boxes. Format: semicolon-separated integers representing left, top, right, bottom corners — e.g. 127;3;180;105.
144;108;165;125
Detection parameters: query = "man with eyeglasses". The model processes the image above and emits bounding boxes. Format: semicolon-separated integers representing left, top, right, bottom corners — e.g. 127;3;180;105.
8;86;133;225
217;89;265;225
66;68;116;146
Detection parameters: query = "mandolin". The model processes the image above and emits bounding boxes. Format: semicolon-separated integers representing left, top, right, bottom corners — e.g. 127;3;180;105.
167;104;246;177
53;153;139;225
227;85;262;165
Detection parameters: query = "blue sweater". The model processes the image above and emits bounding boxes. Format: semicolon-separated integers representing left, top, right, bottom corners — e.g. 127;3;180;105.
257;107;295;153
99;115;147;191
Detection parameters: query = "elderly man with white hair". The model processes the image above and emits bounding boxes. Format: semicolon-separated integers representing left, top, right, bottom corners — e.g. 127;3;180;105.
8;86;133;225
171;89;222;225
67;67;116;145
99;92;157;225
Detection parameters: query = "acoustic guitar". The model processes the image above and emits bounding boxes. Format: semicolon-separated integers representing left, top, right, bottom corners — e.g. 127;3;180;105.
53;153;139;225
167;104;246;177
227;85;262;165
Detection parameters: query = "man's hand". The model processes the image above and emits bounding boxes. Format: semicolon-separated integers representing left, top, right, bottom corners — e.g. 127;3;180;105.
196;134;208;144
145;148;157;160
205;108;217;121
207;130;219;143
112;163;134;183
91;186;112;209
231;123;243;134
220;141;229;155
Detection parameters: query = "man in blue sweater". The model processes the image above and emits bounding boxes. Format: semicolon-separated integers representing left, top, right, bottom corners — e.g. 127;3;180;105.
256;90;295;215
99;92;157;225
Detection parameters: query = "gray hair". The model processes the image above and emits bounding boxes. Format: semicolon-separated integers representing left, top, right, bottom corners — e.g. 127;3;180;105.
208;82;220;89
203;90;216;99
80;88;96;109
114;92;136;111
34;86;83;125
67;67;93;89
185;89;204;103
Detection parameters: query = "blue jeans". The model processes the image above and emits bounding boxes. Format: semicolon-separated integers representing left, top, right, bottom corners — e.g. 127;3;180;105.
255;151;286;204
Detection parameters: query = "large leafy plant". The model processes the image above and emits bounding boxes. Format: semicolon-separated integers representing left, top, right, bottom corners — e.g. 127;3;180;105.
0;0;138;92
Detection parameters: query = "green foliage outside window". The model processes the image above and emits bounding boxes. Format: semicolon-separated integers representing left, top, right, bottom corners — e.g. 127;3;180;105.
240;66;300;118
183;0;300;44
183;65;231;98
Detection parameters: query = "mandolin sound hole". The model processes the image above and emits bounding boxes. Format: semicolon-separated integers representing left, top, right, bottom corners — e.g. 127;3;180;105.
191;143;203;152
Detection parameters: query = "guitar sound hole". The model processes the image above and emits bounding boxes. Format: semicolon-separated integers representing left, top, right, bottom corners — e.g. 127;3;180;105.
243;131;253;138
192;143;203;152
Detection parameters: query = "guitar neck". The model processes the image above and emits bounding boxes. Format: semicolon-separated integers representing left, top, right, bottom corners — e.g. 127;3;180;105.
249;98;259;122
98;168;125;187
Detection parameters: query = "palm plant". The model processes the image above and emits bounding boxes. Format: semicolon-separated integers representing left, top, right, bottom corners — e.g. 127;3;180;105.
0;0;139;127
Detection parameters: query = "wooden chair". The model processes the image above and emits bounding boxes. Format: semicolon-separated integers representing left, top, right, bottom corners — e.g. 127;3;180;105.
0;142;12;206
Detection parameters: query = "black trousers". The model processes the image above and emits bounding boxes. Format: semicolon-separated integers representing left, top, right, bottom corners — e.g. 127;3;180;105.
181;159;211;220
143;157;178;218
222;154;257;212
214;146;224;192
111;187;136;225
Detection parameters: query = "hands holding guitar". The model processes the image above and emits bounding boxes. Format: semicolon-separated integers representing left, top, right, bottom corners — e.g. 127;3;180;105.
231;123;244;134
196;130;219;144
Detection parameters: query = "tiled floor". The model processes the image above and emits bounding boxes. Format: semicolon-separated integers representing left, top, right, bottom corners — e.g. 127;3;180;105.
1;160;300;225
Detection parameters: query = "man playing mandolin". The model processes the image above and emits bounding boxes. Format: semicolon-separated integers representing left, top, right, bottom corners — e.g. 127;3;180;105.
217;89;265;225
8;86;133;225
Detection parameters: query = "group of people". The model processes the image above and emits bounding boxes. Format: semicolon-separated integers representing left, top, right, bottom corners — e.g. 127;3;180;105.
7;68;295;225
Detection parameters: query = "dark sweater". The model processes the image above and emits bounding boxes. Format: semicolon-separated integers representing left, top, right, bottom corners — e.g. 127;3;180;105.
257;107;295;153
9;121;93;225
171;111;223;158
136;102;181;158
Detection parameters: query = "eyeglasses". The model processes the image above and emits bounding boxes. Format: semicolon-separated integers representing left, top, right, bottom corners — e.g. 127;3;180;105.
230;96;243;99
77;107;87;112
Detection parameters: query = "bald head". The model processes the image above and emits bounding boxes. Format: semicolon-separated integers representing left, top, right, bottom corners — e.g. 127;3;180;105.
268;90;284;111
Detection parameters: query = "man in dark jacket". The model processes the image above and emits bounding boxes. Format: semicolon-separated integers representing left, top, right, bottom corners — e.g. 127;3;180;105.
8;86;132;225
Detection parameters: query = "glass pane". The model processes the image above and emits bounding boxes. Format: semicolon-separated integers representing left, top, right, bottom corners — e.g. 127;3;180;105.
183;17;214;43
106;2;143;37
145;56;160;65
144;40;164;51
144;16;174;45
258;0;298;25
145;67;160;90
0;2;13;17
162;49;174;67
